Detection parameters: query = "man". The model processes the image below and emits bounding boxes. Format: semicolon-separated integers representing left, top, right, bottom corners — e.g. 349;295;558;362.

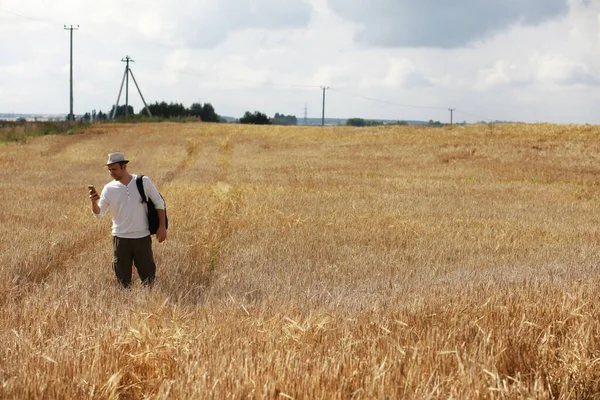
89;152;167;288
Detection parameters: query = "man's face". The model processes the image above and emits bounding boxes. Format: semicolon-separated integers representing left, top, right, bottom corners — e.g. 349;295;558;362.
107;163;126;181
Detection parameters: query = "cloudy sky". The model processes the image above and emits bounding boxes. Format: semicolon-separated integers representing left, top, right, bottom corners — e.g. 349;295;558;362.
0;0;599;123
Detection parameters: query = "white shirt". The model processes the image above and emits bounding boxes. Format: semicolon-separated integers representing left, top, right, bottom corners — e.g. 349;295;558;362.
93;174;165;238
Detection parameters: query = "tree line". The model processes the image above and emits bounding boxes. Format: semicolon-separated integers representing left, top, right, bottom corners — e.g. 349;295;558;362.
80;102;431;127
346;118;408;127
82;102;221;122
81;102;299;126
345;118;451;127
239;112;297;125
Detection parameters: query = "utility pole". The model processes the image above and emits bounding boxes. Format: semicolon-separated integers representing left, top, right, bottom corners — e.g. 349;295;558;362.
123;56;131;119
320;86;329;126
111;56;152;120
448;108;456;125
64;25;79;121
304;103;308;126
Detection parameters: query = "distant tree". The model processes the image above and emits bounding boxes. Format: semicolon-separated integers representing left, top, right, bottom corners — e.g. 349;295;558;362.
346;118;366;127
239;111;271;125
169;102;187;118
189;102;203;120
347;118;385;127
147;101;168;117
202;103;220;122
272;113;297;126
93;100;224;122
190;102;220;122
396;120;409;126
109;105;135;119
96;110;108;121
146;102;187;118
428;120;444;127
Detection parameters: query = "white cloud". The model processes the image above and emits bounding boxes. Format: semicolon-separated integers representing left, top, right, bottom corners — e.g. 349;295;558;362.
136;10;174;45
382;58;430;88
532;53;599;86
474;60;530;90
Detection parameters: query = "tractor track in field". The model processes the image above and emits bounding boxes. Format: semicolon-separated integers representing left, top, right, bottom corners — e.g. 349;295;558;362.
161;137;203;185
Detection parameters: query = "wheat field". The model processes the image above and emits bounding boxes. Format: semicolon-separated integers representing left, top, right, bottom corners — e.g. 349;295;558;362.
1;122;599;399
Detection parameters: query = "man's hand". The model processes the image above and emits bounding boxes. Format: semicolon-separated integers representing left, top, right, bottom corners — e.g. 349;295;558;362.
89;189;99;202
156;226;167;243
156;209;167;242
89;189;101;215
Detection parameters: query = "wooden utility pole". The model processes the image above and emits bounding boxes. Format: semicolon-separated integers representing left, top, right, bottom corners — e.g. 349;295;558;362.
304;103;308;126
321;86;329;126
111;56;152;120
449;108;456;125
124;56;130;119
64;25;79;121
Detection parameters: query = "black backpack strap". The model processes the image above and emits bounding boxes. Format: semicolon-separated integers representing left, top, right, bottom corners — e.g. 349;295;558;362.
136;175;147;203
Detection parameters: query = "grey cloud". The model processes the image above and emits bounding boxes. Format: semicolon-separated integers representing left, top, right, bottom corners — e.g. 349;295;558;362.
328;0;569;48
182;0;312;48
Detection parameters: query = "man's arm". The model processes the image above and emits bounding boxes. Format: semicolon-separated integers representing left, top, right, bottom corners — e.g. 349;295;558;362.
156;209;167;242
143;176;165;209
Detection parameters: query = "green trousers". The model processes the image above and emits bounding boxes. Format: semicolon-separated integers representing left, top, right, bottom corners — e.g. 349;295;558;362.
112;235;156;288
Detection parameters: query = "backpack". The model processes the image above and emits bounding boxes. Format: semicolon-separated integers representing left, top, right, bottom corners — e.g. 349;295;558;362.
136;175;169;234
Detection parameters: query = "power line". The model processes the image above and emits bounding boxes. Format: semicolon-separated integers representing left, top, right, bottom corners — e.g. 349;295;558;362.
0;6;57;24
329;87;448;111
117;66;496;123
178;72;499;122
174;74;494;123
327;87;499;124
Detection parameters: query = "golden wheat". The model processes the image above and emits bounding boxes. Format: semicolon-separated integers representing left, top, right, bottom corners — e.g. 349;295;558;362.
0;122;599;399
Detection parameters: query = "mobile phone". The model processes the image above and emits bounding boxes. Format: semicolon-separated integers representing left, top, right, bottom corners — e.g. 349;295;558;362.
87;185;96;192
